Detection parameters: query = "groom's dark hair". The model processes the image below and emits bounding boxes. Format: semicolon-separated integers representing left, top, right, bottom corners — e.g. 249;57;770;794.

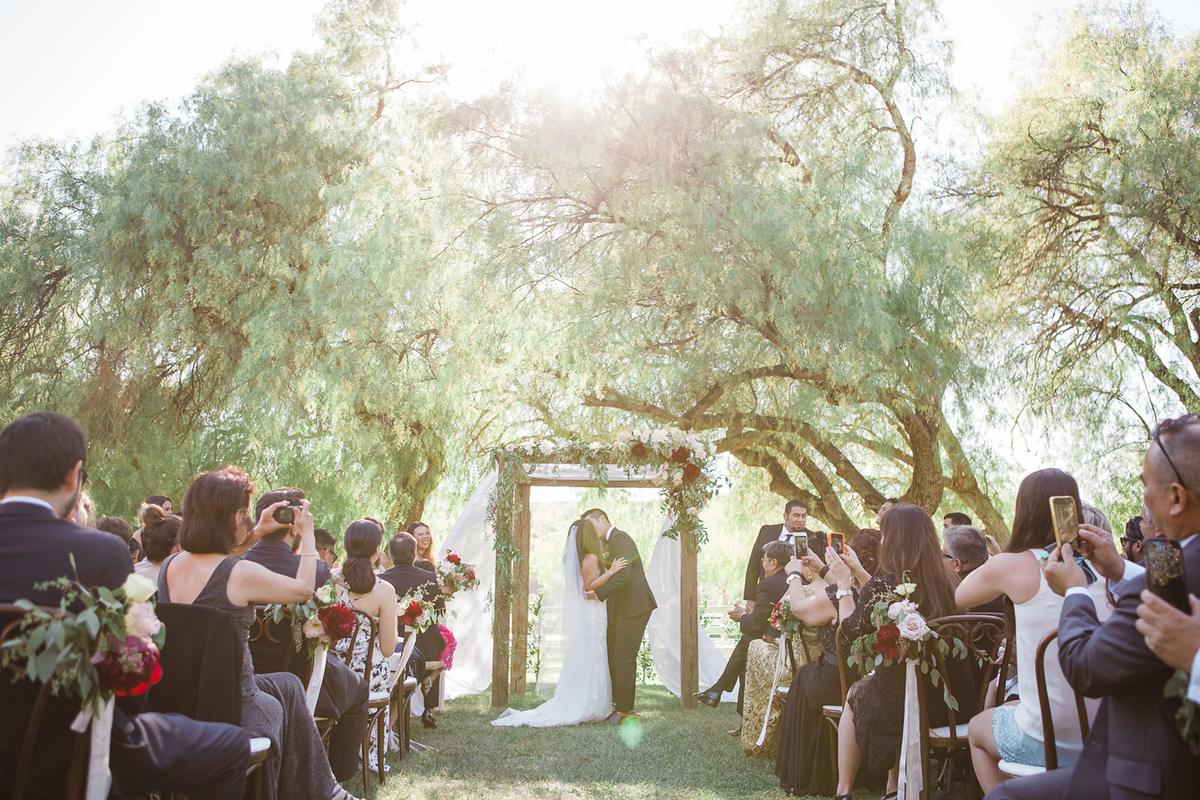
582;508;609;523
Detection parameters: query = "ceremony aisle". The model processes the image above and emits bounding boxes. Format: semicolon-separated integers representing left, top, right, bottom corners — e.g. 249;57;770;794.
348;685;882;799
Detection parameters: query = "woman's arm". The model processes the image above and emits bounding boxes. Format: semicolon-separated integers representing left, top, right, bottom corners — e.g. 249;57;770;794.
228;502;318;605
582;555;628;592
955;555;1008;609
785;582;838;627
374;580;399;658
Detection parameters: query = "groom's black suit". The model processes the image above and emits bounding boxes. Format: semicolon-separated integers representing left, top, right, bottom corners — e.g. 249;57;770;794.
595;528;656;714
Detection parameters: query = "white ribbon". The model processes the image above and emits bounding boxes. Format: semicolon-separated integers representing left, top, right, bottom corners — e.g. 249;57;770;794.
306;645;328;715
71;697;115;800
755;635;790;746
896;659;922;800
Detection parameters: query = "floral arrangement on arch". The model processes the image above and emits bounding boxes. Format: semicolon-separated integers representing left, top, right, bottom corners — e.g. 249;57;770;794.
494;425;719;544
0;571;166;716
847;577;970;710
398;591;438;632
436;551;479;594
263;583;356;659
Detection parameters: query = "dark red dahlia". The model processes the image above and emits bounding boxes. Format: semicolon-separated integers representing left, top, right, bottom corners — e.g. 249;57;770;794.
682;463;702;482
446;553;462;566
630;441;647;458
400;601;425;626
318;604;357;643
670;446;692;464
92;635;162;696
875;623;903;660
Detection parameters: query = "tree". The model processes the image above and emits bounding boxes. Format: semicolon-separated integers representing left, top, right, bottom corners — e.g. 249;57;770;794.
456;0;1012;536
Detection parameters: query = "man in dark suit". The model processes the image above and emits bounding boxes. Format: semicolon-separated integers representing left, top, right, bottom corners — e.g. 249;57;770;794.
695;540;792;711
744;500;826;614
241;488;367;783
583;508;658;723
379;532;446;729
0;411;249;800
987;414;1200;800
943;525;1005;614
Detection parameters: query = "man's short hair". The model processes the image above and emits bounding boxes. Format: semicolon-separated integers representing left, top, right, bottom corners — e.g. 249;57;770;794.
762;540;791;567
0;411;87;495
96;516;133;544
784;500;807;515
1124;517;1144;543
944;525;989;567
388;532;418;566
314;528;337;552
582;508;609;524
1152;415;1200;493
254;487;305;541
1080;502;1112;535
943;512;972;527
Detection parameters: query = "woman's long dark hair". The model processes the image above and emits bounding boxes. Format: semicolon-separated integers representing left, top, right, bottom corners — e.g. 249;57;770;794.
1006;468;1080;554
343;519;384;594
574;518;605;567
878;505;962;619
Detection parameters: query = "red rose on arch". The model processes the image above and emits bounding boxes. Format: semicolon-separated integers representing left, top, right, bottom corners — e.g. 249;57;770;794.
630;441;647;458
670;446;692;464
875;623;903;661
682;463;702;482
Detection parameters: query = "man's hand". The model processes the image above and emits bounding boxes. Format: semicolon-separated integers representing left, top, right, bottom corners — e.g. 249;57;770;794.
984;534;1002;557
250;500;292;541
1074;524;1126;583
727;604;746;621
1137;591;1200;673
1044;543;1088;596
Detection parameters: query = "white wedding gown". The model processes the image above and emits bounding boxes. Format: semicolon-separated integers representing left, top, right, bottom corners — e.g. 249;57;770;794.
492;526;612;727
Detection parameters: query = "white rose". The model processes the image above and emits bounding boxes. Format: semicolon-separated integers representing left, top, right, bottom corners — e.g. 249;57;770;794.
539;440;556;456
505;443;515;452
897;613;930;641
895;582;917;597
589;441;605;452
124;602;161;639
887;601;905;620
122;573;157;603
316;585;334;604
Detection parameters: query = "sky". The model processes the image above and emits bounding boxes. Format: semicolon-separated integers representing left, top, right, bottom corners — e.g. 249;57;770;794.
3;0;1199;151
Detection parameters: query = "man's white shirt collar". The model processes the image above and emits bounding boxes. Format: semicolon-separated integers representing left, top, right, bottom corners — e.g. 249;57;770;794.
0;496;57;515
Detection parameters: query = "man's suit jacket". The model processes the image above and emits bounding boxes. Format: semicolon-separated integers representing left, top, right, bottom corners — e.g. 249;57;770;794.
595;528;657;620
241;538;332;590
741;570;789;638
1052;538;1200;799
744;524;827;601
379;564;446;661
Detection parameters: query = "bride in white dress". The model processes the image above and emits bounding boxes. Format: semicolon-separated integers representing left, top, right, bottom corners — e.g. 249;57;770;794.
492;518;628;727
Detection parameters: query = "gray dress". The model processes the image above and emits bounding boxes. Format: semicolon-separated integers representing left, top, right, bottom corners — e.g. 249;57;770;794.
159;554;334;800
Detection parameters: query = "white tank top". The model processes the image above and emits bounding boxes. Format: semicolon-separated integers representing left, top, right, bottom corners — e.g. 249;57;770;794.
1011;553;1109;744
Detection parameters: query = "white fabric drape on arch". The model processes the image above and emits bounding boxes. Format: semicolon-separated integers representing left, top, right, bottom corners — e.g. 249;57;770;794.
438;466;732;702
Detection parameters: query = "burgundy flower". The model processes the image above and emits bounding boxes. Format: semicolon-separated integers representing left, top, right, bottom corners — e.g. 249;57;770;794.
446;553;462;566
670;447;692;464
92;635;162;696
318;604;357;643
400;600;425;627
875;623;903;661
682;463;702;482
630;441;647;458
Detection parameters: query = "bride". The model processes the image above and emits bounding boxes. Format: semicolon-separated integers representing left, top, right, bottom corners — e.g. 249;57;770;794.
492;518;628;727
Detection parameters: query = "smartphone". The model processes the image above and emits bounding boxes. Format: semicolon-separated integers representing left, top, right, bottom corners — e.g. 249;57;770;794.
273;505;300;525
1144;538;1190;612
829;532;844;555
1049;496;1080;551
794;534;809;559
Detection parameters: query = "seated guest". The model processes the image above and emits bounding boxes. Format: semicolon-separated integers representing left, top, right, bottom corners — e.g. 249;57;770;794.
409;520;438;572
1122;515;1147;563
315;527;339;568
242;488;332;589
134;502;181;583
958;470;1110;792
944;511;973;529
695;541;792;710
831;505;977;800
380;532;447;728
96;514;134;547
158;465;360;800
68;488;96;527
944;525;1004;614
0;411;250;799
146;494;173;514
241;492;368;785
331;519;398;769
775;529;876;796
1081;501;1113;534
989;416;1200;800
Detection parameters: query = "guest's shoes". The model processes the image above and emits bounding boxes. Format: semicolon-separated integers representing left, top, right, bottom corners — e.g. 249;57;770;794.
694;687;721;708
726;725;741;736
602;711;624;724
421;710;437;729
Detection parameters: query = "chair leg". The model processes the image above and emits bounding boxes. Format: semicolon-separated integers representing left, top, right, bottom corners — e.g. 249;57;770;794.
361;722;371;795
827;723;838;788
376;710;387;786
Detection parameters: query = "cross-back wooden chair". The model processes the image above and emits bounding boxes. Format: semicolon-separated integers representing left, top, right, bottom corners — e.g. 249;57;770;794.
820;623;850;785
918;613;1007;800
250;606;334;749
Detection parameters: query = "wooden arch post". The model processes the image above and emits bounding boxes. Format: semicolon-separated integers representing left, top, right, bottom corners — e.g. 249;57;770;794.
490;462;701;709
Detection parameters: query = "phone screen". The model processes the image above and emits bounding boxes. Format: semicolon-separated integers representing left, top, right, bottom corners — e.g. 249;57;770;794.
1144;539;1190;612
829;532;844;554
1049;496;1080;551
794;534;809;559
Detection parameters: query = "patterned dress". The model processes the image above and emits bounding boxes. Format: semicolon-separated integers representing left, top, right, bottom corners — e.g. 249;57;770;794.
331;577;395;771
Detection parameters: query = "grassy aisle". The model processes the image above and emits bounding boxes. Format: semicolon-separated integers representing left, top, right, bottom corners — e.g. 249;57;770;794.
345;685;877;800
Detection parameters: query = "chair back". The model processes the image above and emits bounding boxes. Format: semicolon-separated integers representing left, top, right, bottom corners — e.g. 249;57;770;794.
1;603;88;800
993;597;1017;701
382;632;418;696
249;605;313;682
1034;629;1089;771
148;602;243;725
834;623;849;703
918;614;1006;747
346;608;379;682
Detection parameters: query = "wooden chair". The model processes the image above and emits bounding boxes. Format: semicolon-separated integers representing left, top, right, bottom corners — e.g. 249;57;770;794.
1;603;90;800
919;614;1007;800
820;624;850;786
345;608;415;793
997;629;1090;779
386;633;420;759
250;606;335;749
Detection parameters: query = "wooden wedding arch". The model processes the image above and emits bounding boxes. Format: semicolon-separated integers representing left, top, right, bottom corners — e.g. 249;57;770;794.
485;431;717;709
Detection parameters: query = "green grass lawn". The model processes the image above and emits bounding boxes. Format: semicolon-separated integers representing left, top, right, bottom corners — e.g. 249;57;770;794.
344;684;881;800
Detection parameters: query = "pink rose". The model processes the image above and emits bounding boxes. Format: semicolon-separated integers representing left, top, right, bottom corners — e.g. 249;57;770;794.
897;612;930;641
124;602;161;639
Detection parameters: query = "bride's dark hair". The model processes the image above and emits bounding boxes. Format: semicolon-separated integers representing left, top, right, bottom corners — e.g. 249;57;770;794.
574;518;606;566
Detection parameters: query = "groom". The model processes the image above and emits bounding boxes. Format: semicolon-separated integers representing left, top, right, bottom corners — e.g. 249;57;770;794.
584;508;657;723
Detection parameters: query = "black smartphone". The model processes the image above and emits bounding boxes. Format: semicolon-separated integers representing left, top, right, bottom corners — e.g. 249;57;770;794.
273;505;300;525
794;534;809;559
1144;538;1190;612
829;532;844;555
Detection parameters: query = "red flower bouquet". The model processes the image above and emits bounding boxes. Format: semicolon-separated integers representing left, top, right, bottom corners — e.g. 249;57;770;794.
436;552;480;593
92;634;163;696
438;623;456;670
317;604;356;644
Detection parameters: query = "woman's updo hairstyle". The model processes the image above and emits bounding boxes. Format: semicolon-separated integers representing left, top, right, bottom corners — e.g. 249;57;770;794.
342;518;384;594
139;504;182;564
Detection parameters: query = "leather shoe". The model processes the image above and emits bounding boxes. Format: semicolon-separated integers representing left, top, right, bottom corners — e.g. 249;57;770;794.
694;688;721;708
421;710;437;729
726;725;741;736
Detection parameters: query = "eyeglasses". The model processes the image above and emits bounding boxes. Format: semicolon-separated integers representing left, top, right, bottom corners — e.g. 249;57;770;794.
80;469;89;486
1152;414;1200;497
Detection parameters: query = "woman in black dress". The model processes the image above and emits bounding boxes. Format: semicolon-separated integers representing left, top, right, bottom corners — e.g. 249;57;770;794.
828;505;974;800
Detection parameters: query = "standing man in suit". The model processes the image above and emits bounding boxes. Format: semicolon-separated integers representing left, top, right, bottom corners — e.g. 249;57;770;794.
379;532;446;729
0;411;250;799
987;413;1200;800
745;500;826;613
696;541;792;711
241;487;367;784
584;508;657;723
